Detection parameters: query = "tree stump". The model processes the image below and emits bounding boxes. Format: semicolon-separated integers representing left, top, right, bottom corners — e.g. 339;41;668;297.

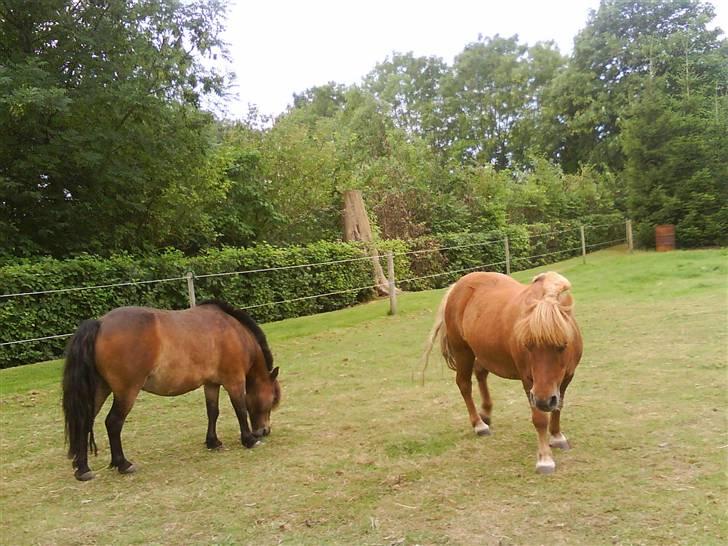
342;190;390;296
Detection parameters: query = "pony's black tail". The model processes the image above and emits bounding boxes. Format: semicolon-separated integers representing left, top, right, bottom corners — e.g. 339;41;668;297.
62;319;101;468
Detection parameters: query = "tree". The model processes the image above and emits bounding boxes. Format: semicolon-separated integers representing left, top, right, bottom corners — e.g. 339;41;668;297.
622;81;728;247
0;0;230;256
546;0;724;172
441;35;564;169
364;52;450;153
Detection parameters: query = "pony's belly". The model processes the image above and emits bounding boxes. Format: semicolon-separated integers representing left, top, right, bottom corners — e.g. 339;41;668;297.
474;356;521;380
142;364;205;396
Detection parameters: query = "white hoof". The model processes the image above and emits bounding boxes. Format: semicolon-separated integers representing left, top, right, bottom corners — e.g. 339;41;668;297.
473;421;491;436
549;433;570;450
536;458;556;474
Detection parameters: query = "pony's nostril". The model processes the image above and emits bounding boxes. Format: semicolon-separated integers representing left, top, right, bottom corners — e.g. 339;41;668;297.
549;395;558;409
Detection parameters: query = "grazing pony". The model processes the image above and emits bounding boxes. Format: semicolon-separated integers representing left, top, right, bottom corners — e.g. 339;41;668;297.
62;300;281;481
422;271;582;473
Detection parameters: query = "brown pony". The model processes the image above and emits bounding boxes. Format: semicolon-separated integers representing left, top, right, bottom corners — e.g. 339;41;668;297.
62;300;281;481
422;271;582;473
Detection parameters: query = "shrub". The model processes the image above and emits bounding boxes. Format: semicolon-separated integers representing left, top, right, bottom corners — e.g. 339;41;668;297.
0;242;373;368
0;217;627;367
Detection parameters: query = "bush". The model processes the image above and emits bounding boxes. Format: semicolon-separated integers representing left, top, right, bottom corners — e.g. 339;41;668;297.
0;242;373;368
0;217;627;368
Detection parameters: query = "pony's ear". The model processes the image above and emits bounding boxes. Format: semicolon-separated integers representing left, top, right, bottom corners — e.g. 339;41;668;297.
532;273;546;283
270;367;279;380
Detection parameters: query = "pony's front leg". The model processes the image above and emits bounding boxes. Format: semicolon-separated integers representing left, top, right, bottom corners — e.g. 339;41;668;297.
226;384;261;449
548;409;570;450
549;375;573;450
531;407;555;474
204;384;223;449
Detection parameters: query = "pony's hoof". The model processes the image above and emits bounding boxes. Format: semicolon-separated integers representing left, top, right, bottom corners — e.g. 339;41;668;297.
118;462;136;475
549;434;570;450
242;437;261;449
474;421;491;436
536;459;556;474
206;439;223;450
75;470;95;481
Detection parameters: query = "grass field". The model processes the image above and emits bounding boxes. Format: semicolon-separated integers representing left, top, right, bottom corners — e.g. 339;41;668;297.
1;247;726;545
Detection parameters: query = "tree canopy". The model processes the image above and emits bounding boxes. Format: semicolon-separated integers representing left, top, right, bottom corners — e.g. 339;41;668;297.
1;0;725;258
1;0;229;255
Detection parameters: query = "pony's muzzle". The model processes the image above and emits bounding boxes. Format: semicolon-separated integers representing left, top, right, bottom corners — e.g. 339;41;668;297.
253;427;270;438
530;392;560;412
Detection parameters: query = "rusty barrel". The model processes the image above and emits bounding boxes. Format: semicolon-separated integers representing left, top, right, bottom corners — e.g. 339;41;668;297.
655;224;675;252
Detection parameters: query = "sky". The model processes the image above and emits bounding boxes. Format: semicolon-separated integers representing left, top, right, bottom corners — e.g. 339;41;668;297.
219;0;728;120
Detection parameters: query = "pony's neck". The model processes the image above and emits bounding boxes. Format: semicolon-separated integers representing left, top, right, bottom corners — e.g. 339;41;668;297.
247;356;270;384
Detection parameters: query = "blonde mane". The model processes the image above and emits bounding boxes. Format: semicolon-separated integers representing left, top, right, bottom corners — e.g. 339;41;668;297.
515;272;576;349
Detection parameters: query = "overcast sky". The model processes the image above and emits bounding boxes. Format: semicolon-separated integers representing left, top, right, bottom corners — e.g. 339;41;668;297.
218;0;728;119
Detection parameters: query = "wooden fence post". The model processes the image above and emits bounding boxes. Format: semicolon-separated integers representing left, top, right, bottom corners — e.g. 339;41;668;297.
626;220;634;253
386;251;397;316
504;236;511;276
186;271;196;308
580;226;587;264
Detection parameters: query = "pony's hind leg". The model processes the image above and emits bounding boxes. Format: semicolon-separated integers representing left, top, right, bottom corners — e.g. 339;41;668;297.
204;384;223;449
71;381;111;481
105;391;139;474
453;348;490;436
474;366;493;427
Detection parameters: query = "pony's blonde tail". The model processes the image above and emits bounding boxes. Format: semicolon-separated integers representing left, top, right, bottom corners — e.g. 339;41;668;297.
417;285;456;384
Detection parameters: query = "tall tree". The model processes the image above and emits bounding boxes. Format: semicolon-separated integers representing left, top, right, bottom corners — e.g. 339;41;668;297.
622;80;728;248
0;0;230;256
546;0;723;172
442;35;564;169
364;52;450;153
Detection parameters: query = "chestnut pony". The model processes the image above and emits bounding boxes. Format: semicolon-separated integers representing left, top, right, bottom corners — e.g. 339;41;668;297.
422;271;582;473
62;300;281;481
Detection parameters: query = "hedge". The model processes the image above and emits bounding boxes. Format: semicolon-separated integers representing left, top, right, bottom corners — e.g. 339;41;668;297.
0;242;374;368
0;215;625;368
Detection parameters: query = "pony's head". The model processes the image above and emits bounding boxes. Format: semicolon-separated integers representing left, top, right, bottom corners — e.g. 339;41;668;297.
247;366;281;437
515;272;578;412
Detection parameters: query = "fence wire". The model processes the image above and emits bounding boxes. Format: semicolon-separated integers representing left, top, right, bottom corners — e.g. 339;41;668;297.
0;275;187;299
397;260;508;285
244;283;380;309
0;333;74;347
194;254;376;280
387;236;505;257
586;238;627;249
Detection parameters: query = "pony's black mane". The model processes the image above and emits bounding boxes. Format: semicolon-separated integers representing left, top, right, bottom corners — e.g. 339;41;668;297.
199;299;274;372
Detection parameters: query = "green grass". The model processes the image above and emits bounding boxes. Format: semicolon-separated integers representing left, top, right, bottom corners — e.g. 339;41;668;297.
1;247;726;545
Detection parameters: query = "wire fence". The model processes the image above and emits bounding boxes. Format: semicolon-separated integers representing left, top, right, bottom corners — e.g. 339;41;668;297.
0;220;631;358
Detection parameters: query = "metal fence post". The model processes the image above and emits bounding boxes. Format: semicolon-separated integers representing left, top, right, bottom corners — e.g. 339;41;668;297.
504;236;511;275
386;251;397;316
626;219;634;253
186;271;196;308
580;226;587;264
